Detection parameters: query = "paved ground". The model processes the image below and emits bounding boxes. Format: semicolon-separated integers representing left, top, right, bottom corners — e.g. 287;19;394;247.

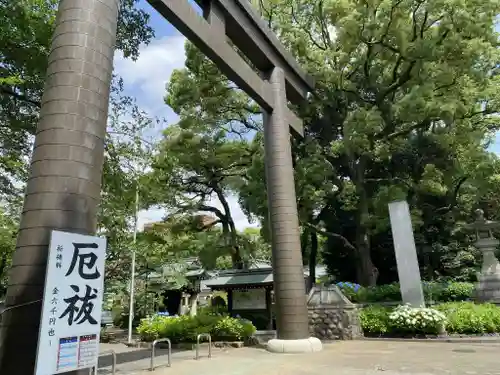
96;340;500;375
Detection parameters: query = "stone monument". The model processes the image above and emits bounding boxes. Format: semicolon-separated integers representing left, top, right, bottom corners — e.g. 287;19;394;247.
465;209;500;303
388;200;425;307
307;285;363;340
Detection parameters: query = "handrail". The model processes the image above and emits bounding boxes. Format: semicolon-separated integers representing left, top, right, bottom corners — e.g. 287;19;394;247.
93;349;117;375
150;338;172;371
195;333;212;360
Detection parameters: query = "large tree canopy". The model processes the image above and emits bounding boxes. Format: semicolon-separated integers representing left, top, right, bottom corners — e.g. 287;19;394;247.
164;0;500;285
0;0;154;199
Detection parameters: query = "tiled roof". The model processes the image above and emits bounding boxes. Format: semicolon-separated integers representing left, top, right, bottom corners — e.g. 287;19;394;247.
204;269;274;287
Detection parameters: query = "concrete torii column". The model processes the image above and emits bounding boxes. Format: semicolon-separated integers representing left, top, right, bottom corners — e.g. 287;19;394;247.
0;0;120;374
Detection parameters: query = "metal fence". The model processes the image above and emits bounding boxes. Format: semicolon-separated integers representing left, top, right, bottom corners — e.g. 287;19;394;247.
150;338;172;371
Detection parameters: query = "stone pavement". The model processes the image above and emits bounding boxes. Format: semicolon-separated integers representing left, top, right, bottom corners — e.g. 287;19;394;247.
96;340;500;375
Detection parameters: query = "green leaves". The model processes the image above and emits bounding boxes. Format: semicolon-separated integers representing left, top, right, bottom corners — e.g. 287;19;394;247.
0;207;17;294
0;0;154;200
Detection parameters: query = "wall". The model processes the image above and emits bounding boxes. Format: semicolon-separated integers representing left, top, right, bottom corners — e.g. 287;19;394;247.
307;305;363;340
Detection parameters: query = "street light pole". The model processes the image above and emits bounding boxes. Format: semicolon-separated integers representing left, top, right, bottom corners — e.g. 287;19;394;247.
128;185;139;344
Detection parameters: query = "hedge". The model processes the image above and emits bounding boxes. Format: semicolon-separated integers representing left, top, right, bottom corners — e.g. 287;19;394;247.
360;302;500;336
137;313;256;343
337;281;474;303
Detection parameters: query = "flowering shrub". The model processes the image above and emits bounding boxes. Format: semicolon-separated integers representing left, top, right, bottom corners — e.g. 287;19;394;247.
389;304;447;335
137;313;256;343
336;282;361;291
360;302;500;337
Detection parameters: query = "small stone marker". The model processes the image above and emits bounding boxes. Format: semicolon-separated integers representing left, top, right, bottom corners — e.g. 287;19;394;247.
388;200;425;307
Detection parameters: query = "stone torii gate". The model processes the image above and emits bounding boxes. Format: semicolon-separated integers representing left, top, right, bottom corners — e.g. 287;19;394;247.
0;0;320;373
148;0;321;351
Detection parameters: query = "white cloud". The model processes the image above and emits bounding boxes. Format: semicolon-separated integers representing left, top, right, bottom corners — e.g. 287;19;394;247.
113;35;187;120
115;34;257;231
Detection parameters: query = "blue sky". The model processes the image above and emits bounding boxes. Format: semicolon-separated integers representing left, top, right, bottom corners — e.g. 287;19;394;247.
114;0;500;230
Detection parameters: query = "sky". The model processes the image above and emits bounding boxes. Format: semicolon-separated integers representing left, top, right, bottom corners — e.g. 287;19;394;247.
112;0;258;231
114;1;500;231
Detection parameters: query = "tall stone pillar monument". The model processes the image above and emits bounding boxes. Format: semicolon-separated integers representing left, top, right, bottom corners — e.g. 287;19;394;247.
388;200;425;307
465;209;500;303
0;0;120;373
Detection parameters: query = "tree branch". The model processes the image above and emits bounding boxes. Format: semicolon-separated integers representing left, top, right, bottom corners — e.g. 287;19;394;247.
304;222;357;252
1;86;41;108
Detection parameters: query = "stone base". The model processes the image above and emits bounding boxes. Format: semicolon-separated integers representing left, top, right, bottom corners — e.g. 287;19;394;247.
308;305;363;340
266;337;323;353
475;274;500;303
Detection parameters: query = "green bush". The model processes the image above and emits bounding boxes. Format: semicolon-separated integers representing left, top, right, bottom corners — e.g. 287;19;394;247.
360;302;500;336
137;313;256;343
339;282;474;303
364;284;402;303
197;304;228;316
359;305;391;335
433;283;474;302
213;316;256;340
435;302;500;334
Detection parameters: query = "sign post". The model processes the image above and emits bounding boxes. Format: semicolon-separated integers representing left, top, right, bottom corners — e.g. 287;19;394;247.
35;231;107;375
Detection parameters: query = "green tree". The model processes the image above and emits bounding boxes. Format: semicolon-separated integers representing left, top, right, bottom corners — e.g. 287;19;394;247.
161;0;500;286
146;123;257;268
0;206;17;296
252;0;500;285
0;0;154;198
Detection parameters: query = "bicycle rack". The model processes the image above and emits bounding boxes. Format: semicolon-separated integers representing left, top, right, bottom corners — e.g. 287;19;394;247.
150;338;172;371
93;349;117;375
194;333;212;360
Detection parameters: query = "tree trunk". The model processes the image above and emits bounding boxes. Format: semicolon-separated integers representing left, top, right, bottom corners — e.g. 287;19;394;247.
0;253;7;296
354;229;377;286
300;228;309;262
353;162;378;287
308;231;318;290
216;187;243;269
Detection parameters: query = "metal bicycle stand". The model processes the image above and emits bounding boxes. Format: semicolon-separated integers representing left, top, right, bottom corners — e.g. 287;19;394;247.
150;338;172;371
93;349;117;375
195;333;212;360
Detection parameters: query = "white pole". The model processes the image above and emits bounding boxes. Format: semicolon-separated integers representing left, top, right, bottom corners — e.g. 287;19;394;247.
127;186;139;344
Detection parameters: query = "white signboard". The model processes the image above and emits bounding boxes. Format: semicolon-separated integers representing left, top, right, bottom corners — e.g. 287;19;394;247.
35;230;107;375
232;289;266;310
